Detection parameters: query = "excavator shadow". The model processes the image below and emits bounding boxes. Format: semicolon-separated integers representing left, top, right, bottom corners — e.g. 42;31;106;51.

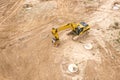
67;31;89;42
67;31;78;36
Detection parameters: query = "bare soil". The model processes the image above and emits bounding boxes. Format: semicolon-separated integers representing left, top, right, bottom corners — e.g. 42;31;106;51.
0;0;120;80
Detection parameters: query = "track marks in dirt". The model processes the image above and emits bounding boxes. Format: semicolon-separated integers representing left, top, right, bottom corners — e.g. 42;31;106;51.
0;0;24;25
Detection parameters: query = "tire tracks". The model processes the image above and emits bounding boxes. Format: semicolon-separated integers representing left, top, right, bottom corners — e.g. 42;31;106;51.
0;0;24;26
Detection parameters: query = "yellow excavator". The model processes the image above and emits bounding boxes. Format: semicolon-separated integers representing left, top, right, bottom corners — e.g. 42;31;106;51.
51;22;90;46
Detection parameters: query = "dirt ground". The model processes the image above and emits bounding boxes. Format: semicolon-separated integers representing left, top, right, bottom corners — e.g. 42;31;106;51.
0;0;120;80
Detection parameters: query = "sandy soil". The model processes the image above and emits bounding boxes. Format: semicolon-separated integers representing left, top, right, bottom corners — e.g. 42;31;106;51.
0;0;120;80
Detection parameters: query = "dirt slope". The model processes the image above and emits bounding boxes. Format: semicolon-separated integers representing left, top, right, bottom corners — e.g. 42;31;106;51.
0;0;120;80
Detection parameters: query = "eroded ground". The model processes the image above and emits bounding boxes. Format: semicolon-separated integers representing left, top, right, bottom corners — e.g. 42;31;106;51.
0;0;120;80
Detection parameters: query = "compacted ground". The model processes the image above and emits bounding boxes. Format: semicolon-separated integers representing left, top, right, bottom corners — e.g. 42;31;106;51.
0;0;120;80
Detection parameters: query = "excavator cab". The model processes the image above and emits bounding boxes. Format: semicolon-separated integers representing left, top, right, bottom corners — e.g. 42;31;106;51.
80;22;88;27
73;22;90;35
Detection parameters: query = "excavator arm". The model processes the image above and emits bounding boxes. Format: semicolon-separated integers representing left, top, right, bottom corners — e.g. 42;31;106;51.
51;23;77;45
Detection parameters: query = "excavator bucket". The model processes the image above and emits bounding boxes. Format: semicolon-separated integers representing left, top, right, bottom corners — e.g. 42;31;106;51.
52;38;60;47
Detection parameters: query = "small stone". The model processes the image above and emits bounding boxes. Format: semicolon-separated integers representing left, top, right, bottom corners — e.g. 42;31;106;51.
84;43;93;50
113;3;120;10
68;64;78;73
23;4;33;9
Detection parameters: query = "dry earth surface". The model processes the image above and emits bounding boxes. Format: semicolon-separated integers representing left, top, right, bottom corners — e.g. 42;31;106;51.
0;0;120;80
